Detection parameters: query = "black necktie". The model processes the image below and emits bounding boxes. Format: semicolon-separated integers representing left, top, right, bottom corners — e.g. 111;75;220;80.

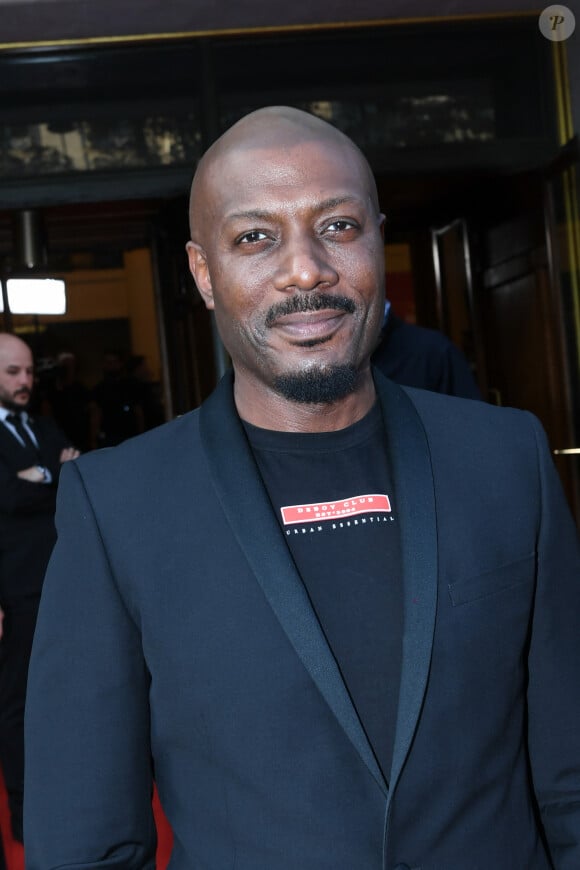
6;412;39;455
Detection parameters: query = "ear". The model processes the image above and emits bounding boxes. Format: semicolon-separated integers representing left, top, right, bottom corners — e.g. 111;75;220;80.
186;241;215;310
378;213;386;242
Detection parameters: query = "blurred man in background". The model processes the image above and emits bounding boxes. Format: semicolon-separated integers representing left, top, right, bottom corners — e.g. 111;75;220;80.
0;333;78;844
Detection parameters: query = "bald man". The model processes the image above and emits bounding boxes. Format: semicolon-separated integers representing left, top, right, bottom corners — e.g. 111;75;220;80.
0;333;78;844
25;109;580;869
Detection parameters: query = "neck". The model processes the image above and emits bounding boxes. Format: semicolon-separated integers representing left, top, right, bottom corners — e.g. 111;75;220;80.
234;369;377;433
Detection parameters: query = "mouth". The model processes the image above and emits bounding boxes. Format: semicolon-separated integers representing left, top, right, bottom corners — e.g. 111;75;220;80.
270;309;347;344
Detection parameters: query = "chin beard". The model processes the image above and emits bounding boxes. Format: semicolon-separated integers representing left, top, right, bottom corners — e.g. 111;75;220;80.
273;364;358;404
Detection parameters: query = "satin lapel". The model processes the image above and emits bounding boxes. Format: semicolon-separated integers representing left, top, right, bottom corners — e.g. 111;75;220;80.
374;372;438;797
200;373;387;796
0;419;33;462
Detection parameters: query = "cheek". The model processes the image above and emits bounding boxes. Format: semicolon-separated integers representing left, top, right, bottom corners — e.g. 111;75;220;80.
211;290;262;350
337;244;383;288
212;264;269;320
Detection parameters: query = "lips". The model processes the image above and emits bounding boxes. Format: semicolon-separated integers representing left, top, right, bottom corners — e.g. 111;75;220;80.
271;309;346;342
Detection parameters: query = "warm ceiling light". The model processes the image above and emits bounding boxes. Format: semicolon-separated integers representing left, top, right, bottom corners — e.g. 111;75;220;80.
1;277;67;315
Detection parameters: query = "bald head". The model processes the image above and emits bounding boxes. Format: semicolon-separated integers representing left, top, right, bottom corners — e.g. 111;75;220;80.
0;333;32;362
0;333;34;411
189;106;380;242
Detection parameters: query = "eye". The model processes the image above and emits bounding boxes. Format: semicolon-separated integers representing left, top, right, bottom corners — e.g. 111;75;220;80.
235;230;269;245
324;219;359;234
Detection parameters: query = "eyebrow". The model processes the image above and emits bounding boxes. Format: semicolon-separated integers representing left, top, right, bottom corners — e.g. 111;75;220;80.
318;195;363;211
223;196;364;226
223;209;275;225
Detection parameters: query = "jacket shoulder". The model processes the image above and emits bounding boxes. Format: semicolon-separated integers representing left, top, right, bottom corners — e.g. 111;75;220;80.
74;408;203;484
400;384;549;495
402;384;532;432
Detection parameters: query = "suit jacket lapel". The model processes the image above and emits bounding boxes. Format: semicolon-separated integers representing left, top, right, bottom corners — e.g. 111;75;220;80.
373;372;438;797
200;372;388;796
200;371;438;800
0;418;37;465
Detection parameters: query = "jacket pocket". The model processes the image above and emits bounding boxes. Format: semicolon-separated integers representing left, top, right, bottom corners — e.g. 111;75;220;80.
448;554;534;607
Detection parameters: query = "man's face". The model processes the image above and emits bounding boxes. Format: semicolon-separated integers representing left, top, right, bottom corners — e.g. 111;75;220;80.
0;340;34;411
187;137;385;405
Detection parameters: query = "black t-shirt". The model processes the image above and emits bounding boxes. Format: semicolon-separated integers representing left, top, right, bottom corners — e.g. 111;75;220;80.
244;402;402;780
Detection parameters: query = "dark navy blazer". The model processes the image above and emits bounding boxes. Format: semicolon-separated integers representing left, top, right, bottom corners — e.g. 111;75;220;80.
24;371;580;869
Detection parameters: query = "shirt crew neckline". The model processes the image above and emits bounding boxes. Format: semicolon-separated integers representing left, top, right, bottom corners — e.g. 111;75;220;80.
242;401;383;453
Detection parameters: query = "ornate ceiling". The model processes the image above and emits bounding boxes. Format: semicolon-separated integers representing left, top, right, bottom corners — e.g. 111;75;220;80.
0;0;548;47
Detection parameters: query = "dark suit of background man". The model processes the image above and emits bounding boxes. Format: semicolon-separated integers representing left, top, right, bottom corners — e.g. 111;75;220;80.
25;107;580;869
0;333;79;845
372;307;482;400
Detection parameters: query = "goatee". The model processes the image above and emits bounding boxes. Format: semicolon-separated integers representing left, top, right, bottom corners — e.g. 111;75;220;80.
273;364;358;404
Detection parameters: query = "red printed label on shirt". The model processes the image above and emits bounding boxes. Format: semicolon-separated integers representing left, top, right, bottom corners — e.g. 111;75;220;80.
281;494;391;526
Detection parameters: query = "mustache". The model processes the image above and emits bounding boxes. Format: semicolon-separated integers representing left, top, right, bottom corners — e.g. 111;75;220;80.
265;293;355;327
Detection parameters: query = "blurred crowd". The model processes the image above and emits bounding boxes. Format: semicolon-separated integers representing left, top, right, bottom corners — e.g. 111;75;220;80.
35;349;165;453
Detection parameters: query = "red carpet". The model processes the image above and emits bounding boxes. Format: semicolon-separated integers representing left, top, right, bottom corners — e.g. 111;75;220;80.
0;770;23;870
0;770;173;868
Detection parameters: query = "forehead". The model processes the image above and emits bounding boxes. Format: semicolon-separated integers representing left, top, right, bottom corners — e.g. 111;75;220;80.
201;138;374;226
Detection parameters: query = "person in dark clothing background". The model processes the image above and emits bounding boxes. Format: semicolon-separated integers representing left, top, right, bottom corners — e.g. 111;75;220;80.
0;333;79;845
371;303;482;399
42;351;91;452
89;350;145;449
125;355;165;431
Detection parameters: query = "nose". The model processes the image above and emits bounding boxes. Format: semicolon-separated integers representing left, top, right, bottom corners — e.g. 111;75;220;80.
273;234;338;293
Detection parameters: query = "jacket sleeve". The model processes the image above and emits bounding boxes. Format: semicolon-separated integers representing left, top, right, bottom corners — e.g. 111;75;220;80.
526;415;580;868
40;418;75;482
24;461;157;868
0;455;58;515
